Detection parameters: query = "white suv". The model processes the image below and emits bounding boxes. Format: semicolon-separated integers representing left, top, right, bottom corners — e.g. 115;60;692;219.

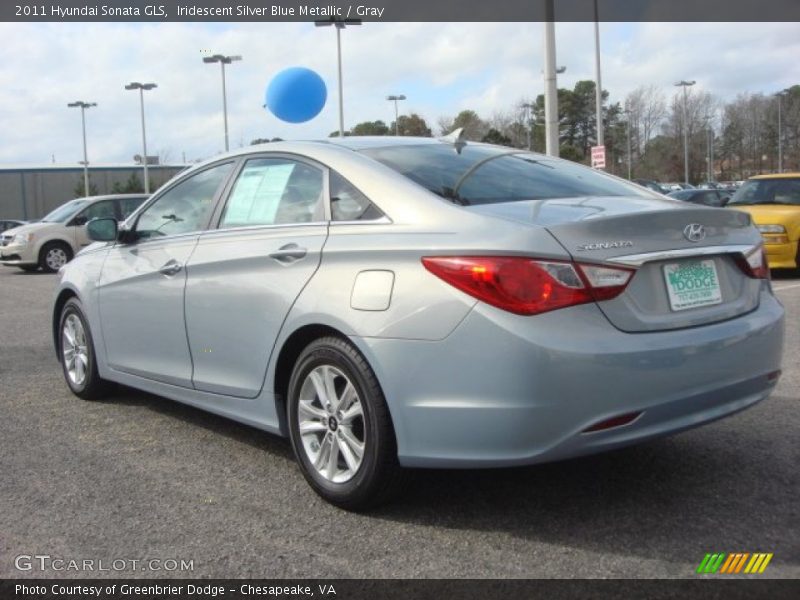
0;194;148;272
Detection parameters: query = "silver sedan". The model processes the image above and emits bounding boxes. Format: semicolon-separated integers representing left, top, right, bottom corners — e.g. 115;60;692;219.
52;136;784;509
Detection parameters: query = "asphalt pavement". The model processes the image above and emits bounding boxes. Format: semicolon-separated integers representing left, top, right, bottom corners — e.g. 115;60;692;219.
0;266;798;579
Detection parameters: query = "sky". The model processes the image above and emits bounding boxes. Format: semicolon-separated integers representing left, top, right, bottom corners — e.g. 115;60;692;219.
0;21;798;165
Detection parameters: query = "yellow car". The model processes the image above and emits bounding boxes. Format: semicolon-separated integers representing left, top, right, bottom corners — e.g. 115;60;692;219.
728;173;800;269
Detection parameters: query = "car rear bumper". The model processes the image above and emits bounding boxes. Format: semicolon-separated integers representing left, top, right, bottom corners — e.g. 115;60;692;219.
355;286;784;468
763;239;798;269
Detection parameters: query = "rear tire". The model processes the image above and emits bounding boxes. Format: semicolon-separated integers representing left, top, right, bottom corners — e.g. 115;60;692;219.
39;241;73;273
287;336;405;510
59;298;112;400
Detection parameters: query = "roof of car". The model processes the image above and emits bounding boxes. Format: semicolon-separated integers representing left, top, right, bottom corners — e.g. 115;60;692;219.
74;194;150;202
749;172;800;180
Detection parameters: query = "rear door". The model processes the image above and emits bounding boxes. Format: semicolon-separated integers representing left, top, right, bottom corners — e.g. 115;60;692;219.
184;155;329;398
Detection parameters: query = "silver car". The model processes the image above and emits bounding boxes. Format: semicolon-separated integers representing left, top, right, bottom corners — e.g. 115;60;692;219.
52;137;784;509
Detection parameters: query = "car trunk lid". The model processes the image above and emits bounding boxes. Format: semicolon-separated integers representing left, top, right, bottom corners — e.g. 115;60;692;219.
467;196;764;332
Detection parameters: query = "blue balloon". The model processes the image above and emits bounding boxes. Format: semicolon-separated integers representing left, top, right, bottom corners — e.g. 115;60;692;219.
265;67;327;124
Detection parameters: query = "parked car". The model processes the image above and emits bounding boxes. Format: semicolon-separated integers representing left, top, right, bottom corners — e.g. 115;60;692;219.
633;179;668;194
0;194;147;272
664;182;696;191
0;219;27;233
52;137;784;509
728;173;800;269
667;189;730;207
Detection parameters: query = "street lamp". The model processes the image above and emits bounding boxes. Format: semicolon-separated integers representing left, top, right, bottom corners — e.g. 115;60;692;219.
315;18;361;138
67;100;97;197
775;89;789;173
623;107;632;180
124;82;157;193
594;0;604;151
674;80;696;185
203;54;242;152
386;95;406;136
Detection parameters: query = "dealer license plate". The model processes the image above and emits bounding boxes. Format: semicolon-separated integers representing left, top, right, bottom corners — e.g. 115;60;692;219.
663;259;723;311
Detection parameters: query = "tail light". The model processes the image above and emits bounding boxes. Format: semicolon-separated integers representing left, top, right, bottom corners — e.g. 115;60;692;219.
734;246;770;280
421;256;635;316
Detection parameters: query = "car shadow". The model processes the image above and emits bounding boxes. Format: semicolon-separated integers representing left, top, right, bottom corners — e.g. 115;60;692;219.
106;384;294;461
101;385;797;565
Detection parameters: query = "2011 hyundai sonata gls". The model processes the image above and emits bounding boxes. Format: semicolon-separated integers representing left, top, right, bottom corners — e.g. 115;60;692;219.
52;136;784;509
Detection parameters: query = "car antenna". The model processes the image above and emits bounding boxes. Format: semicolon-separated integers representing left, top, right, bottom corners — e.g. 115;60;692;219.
439;127;467;154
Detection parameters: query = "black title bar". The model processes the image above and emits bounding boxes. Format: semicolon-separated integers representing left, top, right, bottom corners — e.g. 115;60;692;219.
3;0;800;22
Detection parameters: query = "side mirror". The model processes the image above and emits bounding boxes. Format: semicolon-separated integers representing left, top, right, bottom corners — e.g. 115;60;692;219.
720;196;730;207
70;215;88;227
87;218;118;242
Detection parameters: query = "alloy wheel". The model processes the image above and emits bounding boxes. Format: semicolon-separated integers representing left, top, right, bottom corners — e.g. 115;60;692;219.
62;313;89;386
297;365;366;483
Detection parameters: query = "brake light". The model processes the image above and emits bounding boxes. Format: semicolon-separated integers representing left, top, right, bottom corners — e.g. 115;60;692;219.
735;246;770;280
421;256;635;316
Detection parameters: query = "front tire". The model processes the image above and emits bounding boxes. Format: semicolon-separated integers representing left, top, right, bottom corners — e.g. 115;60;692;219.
59;298;112;400
40;241;73;273
287;336;405;510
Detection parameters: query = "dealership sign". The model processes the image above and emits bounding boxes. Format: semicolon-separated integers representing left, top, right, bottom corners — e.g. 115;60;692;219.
591;145;606;169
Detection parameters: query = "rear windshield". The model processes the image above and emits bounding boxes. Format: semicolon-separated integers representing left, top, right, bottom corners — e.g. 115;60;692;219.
359;143;652;205
728;178;800;206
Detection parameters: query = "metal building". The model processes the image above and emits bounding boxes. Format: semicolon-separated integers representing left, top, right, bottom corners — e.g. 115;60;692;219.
0;163;186;220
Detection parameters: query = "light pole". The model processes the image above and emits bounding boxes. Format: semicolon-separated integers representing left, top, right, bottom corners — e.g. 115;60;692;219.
315;18;361;138
203;54;242;152
675;80;696;185
522;102;536;150
67;100;97;197
543;1;559;157
623;107;632;180
386;94;406;135
125;82;157;193
775;90;788;173
593;0;604;152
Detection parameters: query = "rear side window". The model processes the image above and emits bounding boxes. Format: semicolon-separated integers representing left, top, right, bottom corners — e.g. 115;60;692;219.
220;158;324;228
361;144;651;205
330;171;385;221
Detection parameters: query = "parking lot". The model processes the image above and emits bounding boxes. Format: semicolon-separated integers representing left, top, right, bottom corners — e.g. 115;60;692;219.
0;265;798;580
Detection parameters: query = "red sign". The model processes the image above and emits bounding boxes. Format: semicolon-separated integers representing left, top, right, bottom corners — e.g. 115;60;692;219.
591;145;606;169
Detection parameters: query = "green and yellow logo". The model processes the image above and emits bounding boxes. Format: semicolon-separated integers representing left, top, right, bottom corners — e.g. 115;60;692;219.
696;553;773;574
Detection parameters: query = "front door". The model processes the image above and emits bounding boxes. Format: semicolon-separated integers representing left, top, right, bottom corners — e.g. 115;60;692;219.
97;162;235;387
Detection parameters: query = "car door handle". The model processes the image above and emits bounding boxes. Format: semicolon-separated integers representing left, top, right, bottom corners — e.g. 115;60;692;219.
158;260;183;276
269;244;307;263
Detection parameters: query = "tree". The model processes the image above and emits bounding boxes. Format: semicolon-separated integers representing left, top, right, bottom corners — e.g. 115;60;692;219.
438;110;488;140
350;120;390;136
250;137;284;145
481;128;512;146
111;173;145;194
73;176;98;197
392;113;433;137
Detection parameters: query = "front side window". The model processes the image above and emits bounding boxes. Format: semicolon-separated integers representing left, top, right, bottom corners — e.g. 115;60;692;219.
136;163;233;239
76;200;117;224
118;196;147;219
220;158;324;228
